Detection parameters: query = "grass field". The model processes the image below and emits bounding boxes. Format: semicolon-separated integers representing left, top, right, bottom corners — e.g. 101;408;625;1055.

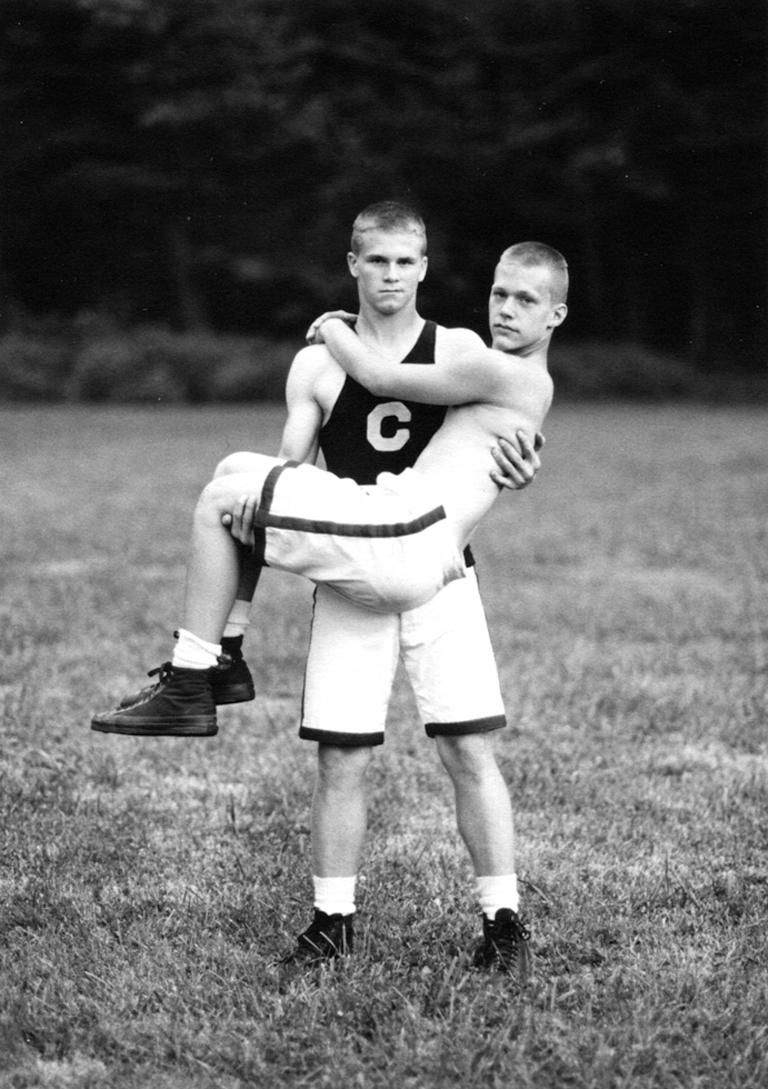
1;403;767;1089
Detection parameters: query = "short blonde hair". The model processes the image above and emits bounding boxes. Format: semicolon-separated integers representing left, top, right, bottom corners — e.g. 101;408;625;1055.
351;201;427;256
498;242;569;304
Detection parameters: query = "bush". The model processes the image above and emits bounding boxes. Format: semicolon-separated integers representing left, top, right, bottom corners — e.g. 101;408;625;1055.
66;327;295;403
0;333;73;401
1;324;763;404
0;325;296;403
548;341;706;399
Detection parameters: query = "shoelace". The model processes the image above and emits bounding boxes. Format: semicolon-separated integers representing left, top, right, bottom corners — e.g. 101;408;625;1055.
146;661;173;681
125;661;174;702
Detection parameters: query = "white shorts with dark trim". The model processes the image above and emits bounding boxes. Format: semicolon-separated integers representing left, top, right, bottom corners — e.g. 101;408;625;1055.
253;462;466;614
299;567;506;747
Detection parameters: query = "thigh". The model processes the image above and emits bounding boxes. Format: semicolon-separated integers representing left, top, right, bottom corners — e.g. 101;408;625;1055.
399;567;506;737
299;584;400;747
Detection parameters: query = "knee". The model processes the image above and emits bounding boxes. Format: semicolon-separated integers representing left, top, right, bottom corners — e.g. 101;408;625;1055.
436;734;496;784
317;745;372;791
194;475;236;524
212;451;258;479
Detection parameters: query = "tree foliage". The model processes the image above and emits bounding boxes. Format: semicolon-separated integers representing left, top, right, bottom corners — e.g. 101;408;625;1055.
0;0;764;366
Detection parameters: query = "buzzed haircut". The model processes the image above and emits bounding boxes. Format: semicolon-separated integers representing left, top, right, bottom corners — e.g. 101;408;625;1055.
498;242;569;305
350;201;427;256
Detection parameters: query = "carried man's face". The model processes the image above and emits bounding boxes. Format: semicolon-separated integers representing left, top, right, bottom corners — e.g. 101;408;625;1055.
489;261;566;356
347;229;428;316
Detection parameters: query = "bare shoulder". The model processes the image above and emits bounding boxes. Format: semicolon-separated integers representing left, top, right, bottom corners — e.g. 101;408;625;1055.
435;324;487;357
290;343;332;370
500;350;554;421
289;343;343;381
288;343;345;415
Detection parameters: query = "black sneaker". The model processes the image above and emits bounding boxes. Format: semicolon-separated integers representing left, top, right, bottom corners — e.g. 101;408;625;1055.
473;908;532;982
282;909;354;963
91;664;218;736
118;655;254;709
218;636;256;704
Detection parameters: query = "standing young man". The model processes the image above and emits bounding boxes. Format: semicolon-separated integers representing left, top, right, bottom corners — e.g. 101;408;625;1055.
93;205;563;981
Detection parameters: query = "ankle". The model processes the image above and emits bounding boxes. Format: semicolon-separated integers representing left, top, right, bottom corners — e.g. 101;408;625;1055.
221;634;244;660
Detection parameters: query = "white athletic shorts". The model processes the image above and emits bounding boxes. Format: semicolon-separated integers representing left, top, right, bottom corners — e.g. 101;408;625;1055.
254;462;466;613
299;566;506;747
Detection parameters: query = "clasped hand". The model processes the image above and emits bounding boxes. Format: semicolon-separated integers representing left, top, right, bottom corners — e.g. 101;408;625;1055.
220;494;260;546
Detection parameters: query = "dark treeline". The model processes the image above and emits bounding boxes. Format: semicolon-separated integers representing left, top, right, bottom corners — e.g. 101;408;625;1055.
0;0;765;369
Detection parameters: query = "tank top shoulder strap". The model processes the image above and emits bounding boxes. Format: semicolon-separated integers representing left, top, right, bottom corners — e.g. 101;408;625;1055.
402;320;437;363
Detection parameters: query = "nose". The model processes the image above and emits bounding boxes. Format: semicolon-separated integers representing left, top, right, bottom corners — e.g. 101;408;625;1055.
384;263;399;281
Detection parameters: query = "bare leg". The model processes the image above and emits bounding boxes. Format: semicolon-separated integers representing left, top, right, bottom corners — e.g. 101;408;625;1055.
182;459;276;643
435;733;515;874
213;453;266;602
311;745;373;877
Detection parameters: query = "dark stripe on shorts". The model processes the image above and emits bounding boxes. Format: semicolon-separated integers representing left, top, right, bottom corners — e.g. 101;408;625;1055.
424;714;506;738
253;460;299;564
299;725;385;748
254;461;446;538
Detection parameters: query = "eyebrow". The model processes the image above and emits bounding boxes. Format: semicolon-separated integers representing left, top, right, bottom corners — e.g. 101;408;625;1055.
366;253;418;261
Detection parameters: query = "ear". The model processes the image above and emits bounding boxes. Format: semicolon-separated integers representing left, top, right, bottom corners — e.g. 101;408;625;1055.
418;255;428;283
548;303;568;328
347;251;359;278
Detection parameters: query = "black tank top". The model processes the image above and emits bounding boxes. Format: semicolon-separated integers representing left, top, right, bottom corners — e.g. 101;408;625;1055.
319;320;446;485
319;320;475;566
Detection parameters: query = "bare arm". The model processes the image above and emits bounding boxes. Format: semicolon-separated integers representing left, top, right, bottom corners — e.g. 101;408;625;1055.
224;347;324;543
310;315;508;406
277;346;324;462
305;311;547;490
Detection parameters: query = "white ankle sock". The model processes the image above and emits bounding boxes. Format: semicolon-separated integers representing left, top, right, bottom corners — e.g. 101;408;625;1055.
313;875;357;917
475;873;519;917
222;599;251;640
172;628;221;670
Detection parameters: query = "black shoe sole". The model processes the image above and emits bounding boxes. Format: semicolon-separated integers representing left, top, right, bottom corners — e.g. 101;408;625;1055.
472;947;533;981
214;682;255;705
91;716;218;737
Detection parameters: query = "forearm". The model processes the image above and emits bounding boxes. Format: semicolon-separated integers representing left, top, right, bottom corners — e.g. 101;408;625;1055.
320;319;390;395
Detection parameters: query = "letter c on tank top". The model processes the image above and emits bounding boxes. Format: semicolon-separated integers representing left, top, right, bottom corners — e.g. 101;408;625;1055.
366;401;412;452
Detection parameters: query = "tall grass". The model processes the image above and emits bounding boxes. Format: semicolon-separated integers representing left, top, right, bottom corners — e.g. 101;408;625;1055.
1;404;766;1088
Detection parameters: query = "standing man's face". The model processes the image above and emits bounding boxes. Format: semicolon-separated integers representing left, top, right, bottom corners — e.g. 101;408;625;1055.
347;229;428;316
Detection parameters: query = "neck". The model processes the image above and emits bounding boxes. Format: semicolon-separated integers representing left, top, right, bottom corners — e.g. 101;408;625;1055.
494;335;551;368
355;302;424;351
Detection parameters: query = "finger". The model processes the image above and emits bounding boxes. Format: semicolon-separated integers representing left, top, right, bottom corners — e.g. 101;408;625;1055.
239;495;260;536
515;432;542;470
516;430;535;458
221;513;232;527
231;495;250;538
490;468;525;490
494;440;524;468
